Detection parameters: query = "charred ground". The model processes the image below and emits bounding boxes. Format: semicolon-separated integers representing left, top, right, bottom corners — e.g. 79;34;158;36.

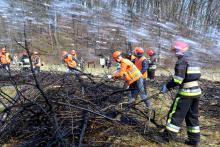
0;68;219;146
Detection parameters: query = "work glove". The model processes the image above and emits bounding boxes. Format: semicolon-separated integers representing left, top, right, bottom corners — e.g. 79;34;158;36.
161;84;168;93
106;75;112;79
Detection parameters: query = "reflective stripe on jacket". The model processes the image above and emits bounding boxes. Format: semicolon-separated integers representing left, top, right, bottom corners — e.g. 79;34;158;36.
0;53;11;64
134;56;148;78
64;54;77;68
114;58;142;85
166;55;201;97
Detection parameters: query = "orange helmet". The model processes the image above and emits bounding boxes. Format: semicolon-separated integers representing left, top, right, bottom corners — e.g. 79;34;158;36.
62;51;68;57
1;48;6;53
172;41;189;53
147;49;154;56
70;49;76;55
134;47;144;54
112;51;121;60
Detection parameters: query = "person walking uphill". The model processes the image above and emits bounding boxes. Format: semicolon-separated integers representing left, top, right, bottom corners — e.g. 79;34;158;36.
112;51;152;108
160;41;201;146
133;47;149;93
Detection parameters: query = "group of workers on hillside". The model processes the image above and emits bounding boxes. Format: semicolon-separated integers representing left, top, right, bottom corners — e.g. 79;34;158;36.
61;41;201;146
112;48;157;108
60;41;200;146
111;41;201;147
1;40;201;146
0;47;42;74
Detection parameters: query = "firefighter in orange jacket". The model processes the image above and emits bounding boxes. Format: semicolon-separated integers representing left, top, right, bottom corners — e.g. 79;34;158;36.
0;48;12;71
133;47;149;93
62;51;79;78
112;51;152;107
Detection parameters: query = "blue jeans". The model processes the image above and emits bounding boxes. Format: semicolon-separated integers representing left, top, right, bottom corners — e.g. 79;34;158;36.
1;64;11;75
66;67;80;79
34;66;40;74
1;64;10;71
128;77;148;103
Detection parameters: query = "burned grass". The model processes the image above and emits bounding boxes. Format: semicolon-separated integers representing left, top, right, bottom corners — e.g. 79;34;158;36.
0;69;219;146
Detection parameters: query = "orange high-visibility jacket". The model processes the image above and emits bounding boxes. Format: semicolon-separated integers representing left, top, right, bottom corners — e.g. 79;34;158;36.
114;58;142;85
64;54;77;68
0;53;11;64
134;56;148;78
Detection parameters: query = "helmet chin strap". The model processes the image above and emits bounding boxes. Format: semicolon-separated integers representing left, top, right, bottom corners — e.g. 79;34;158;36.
116;56;122;62
136;53;143;57
175;48;184;56
176;51;183;55
175;50;184;58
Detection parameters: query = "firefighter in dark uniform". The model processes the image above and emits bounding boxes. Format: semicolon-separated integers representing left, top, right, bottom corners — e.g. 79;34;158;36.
20;51;30;71
161;41;201;146
147;49;157;80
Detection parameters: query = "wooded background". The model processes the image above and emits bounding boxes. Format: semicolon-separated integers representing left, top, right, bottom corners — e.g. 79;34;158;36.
0;0;219;67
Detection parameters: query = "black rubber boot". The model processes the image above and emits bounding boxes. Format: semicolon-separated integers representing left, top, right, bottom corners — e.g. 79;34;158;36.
151;130;174;144
151;132;169;144
185;140;200;147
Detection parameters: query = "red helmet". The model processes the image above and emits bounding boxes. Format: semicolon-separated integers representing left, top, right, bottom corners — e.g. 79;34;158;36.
70;49;76;55
112;51;121;60
172;41;189;53
147;49;154;56
62;51;68;57
134;47;144;54
22;51;27;56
